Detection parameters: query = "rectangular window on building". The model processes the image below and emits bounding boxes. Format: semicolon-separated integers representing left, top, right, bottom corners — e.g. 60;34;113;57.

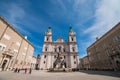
114;36;120;41
3;34;11;40
13;49;18;54
74;61;76;64
0;43;6;51
2;47;5;51
117;36;120;41
24;47;27;50
22;53;26;58
16;42;20;46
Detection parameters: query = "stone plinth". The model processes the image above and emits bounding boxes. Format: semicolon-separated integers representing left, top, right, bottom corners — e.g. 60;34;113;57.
48;68;72;72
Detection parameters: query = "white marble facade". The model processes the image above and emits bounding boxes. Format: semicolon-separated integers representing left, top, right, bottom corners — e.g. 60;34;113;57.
40;27;79;69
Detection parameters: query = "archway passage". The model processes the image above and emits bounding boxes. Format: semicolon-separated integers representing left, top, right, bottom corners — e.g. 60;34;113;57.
116;60;120;70
2;60;7;71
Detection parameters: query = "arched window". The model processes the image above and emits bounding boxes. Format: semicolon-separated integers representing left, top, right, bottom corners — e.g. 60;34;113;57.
45;47;48;51
71;37;74;41
44;61;46;64
58;46;61;52
72;47;75;52
46;37;49;41
44;55;46;58
74;56;76;59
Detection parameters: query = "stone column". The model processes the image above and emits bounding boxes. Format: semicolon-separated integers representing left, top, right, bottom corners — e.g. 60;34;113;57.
0;55;5;67
0;55;5;71
5;57;11;71
6;57;12;71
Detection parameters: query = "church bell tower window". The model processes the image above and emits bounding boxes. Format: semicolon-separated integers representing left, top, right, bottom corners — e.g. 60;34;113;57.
46;37;49;41
71;37;74;41
45;47;48;51
44;55;46;58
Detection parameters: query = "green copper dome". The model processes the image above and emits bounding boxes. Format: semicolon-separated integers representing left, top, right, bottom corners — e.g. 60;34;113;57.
47;27;51;32
69;26;74;32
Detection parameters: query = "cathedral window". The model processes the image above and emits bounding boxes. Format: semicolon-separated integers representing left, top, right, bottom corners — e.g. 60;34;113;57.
44;55;46;58
74;61;76;64
59;46;61;52
71;37;74;41
45;47;48;51
74;56;76;59
44;61;46;64
72;47;75;52
46;37;49;41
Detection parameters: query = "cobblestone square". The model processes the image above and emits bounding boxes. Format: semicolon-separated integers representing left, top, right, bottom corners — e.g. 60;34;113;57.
0;70;120;80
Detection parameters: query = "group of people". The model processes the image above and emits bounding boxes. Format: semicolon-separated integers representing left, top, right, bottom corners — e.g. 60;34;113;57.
14;68;20;73
14;68;32;74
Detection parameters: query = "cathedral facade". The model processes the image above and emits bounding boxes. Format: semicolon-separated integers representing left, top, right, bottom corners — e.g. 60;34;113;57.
40;27;79;69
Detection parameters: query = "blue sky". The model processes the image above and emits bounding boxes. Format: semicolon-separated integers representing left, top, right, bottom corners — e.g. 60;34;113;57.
0;0;120;58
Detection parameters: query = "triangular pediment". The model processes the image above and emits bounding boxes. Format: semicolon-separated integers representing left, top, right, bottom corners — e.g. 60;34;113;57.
55;37;64;42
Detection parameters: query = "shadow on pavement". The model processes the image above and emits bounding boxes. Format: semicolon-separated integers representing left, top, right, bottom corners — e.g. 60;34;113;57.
79;70;120;78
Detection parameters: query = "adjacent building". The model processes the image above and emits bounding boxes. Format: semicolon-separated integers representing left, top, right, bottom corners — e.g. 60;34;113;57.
79;56;89;70
31;56;37;69
40;27;79;69
0;16;34;71
87;22;120;71
35;54;41;70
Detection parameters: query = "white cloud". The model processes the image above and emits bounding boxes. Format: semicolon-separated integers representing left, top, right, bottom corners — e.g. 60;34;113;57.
79;0;120;58
84;0;120;39
8;3;25;23
2;3;33;37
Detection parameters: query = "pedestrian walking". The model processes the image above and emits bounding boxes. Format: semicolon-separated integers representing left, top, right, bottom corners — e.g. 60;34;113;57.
29;68;32;74
25;68;27;74
18;68;20;73
14;68;18;73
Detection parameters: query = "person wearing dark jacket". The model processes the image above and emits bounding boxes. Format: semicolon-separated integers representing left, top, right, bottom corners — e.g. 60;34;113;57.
29;68;32;74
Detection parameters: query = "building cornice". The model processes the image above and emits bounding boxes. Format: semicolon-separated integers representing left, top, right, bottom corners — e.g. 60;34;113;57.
87;22;120;50
0;16;34;48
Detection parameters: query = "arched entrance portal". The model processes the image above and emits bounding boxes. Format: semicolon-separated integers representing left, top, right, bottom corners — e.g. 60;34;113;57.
2;60;8;71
